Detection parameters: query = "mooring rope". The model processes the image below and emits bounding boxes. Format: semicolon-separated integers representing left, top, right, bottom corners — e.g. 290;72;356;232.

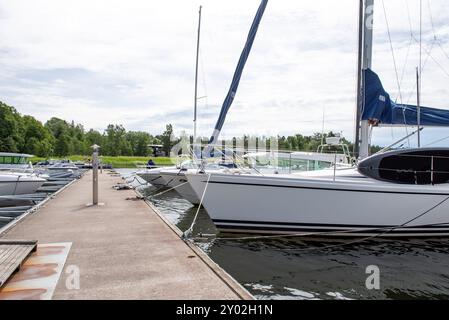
147;181;190;199
183;173;211;239
125;175;149;186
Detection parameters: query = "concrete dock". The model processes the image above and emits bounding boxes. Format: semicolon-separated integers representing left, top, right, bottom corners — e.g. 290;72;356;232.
0;170;252;300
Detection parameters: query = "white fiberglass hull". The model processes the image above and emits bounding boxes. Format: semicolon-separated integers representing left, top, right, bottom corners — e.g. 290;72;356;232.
186;172;449;237
159;170;201;205
0;173;47;196
159;167;233;205
136;166;177;187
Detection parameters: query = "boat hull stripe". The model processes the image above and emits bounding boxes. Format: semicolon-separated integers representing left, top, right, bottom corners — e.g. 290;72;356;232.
212;219;449;229
204;180;449;196
213;220;449;235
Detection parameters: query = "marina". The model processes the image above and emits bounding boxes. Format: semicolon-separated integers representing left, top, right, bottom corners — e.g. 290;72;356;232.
1;0;449;304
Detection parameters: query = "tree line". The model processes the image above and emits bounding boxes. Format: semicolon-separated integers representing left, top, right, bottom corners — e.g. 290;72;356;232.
2;100;378;158
0;101;168;157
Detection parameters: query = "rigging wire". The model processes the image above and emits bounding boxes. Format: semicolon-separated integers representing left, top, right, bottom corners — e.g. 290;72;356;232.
408;32;449;80
399;0;415;91
382;0;410;146
427;0;437;38
438;42;449;63
397;0;412;144
402;1;449;106
424;134;449;147
404;40;436;104
381;0;404;103
426;0;449;67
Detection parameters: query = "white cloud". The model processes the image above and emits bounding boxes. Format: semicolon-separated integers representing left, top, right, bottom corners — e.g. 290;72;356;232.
0;0;448;147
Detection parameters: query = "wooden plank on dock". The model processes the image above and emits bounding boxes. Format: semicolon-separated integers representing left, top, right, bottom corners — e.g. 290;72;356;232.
0;240;37;287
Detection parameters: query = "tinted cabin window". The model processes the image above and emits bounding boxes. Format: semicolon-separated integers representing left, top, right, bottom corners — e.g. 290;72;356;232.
4;157;12;164
379;153;449;185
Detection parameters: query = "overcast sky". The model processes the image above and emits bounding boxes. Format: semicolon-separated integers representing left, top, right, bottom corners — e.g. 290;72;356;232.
1;0;449;147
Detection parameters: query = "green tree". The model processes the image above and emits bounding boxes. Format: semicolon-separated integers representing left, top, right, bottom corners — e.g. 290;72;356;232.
54;132;71;156
157;124;174;156
104;124;132;156
22;115;54;156
45;118;72;156
0;101;23;152
84;129;104;154
126;131;152;156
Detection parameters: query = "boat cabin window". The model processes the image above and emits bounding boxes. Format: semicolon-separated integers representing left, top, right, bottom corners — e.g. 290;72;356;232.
378;153;449;185
0;156;26;165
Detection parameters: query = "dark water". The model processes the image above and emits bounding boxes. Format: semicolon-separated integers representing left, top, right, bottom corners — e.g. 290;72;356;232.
120;169;449;300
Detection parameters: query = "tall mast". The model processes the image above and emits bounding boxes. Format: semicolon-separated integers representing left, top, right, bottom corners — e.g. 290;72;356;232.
193;5;202;143
417;67;421;147
417;0;422;147
356;0;374;160
354;0;364;158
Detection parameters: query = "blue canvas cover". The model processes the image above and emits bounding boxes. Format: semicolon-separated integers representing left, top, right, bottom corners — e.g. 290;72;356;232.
361;68;449;126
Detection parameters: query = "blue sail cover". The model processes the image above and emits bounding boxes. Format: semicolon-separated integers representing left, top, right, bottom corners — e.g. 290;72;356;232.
207;0;268;147
361;68;449;126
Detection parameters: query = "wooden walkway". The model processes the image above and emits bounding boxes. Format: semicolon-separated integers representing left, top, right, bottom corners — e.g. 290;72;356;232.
0;171;252;300
0;240;37;287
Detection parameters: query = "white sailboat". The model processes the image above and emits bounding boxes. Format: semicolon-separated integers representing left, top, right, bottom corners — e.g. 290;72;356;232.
138;2;268;199
158;162;234;205
136;166;176;187
140;1;350;205
185;0;449;237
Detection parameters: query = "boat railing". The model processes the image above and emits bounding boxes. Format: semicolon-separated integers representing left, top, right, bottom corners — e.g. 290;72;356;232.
187;144;355;175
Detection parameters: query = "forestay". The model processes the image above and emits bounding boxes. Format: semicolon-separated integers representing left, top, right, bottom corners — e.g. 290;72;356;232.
207;0;268;150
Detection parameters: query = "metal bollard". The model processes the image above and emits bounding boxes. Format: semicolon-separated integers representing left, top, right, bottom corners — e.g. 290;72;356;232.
91;144;100;205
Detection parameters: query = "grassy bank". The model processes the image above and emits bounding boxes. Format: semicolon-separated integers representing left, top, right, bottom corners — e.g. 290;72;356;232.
30;155;174;168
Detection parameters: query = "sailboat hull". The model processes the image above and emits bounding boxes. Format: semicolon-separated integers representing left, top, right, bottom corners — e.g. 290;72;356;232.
159;171;201;205
186;173;449;237
136;167;178;187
